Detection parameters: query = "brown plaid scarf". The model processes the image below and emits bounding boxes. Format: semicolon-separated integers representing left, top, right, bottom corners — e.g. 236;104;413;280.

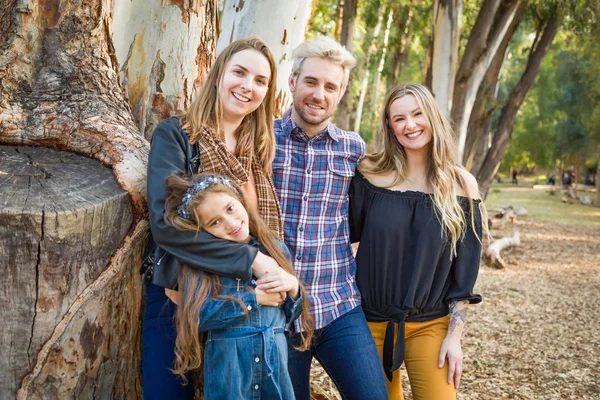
194;126;283;240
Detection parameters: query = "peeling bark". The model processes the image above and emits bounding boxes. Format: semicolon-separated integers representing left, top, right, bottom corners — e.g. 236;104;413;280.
217;0;313;116
0;0;217;398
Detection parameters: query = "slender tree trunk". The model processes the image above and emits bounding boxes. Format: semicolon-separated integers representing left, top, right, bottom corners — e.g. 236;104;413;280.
218;0;313;116
424;0;463;118
354;11;384;133
477;9;561;197
334;0;344;41
334;0;358;131
451;0;523;162
389;7;414;88
369;6;394;136
0;0;217;398
464;1;526;172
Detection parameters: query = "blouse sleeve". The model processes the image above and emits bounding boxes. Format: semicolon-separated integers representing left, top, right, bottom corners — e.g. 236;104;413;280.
148;119;257;281
445;200;483;305
348;173;368;243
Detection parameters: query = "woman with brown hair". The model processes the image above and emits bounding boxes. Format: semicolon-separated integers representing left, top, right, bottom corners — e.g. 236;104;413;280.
143;38;291;399
350;84;484;399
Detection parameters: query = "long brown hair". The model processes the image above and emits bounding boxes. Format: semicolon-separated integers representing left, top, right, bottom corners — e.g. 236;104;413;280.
180;37;277;174
360;84;482;256
164;174;314;380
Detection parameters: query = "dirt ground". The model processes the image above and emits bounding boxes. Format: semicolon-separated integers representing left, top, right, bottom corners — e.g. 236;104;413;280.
310;192;600;400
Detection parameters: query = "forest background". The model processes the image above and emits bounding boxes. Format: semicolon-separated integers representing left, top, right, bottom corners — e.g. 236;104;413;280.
1;0;599;399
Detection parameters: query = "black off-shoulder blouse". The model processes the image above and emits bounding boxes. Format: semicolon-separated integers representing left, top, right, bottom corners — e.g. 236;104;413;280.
349;170;482;381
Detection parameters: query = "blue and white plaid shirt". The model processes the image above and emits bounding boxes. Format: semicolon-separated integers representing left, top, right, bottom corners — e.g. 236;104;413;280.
273;109;366;331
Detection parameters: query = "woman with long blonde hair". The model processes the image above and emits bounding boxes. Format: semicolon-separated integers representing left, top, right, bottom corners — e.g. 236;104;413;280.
143;38;295;399
349;83;484;399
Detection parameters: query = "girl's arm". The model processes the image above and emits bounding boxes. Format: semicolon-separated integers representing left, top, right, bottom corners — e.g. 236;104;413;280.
438;300;469;389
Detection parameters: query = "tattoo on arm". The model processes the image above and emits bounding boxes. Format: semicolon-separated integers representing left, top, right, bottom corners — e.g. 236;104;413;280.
448;300;469;336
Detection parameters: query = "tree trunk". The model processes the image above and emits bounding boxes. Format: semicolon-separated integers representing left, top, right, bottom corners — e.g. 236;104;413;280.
424;0;463;118
476;9;561;197
112;0;217;139
354;11;385;134
389;6;414;88
217;0;313;116
334;0;358;131
0;0;217;398
334;0;344;41
450;0;523;162
464;1;526;172
369;5;394;137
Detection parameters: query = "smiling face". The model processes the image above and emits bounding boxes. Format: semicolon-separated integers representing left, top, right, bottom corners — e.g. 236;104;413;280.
196;191;250;243
219;49;272;125
289;57;345;136
388;94;433;153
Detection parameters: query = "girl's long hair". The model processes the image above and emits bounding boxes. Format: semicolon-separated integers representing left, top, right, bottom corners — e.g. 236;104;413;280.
164;174;314;381
180;37;277;174
360;84;481;255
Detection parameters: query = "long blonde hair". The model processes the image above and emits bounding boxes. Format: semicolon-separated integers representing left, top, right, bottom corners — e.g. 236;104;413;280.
180;37;277;174
164;174;314;381
360;84;480;256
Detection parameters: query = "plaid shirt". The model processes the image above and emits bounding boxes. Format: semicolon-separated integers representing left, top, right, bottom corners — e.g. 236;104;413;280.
273;109;366;331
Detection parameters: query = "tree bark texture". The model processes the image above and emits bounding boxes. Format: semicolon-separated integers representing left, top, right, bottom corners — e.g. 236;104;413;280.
334;0;357;131
476;8;560;197
217;0;313;116
464;1;526;173
424;0;463;119
450;0;523;162
112;0;218;139
369;4;394;136
0;0;217;398
389;6;414;89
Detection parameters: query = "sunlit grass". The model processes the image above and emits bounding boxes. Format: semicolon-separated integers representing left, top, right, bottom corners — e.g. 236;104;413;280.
485;184;600;229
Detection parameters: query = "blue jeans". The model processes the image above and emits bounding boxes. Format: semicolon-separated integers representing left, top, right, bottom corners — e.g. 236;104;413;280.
287;306;388;400
142;284;194;400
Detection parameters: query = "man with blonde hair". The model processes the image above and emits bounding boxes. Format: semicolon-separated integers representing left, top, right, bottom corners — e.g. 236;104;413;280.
257;36;388;399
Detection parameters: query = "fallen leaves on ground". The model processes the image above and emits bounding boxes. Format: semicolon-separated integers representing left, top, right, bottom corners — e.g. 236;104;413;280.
310;217;600;399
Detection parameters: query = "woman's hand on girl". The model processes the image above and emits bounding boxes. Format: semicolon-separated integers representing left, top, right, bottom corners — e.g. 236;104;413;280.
255;287;285;307
255;269;299;299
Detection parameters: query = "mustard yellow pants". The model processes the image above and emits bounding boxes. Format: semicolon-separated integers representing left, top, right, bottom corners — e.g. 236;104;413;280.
367;315;456;400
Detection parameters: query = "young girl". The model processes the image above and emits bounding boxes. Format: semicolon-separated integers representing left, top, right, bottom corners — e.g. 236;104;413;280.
163;173;314;400
350;84;485;399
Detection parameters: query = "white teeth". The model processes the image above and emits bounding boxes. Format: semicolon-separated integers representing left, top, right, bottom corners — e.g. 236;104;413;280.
232;92;250;102
406;131;422;138
307;103;323;110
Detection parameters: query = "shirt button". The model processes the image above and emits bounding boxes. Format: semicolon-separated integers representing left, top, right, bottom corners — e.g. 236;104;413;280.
296;255;301;261
247;305;253;311
299;227;304;232
306;168;312;174
303;195;308;201
254;384;259;390
254;357;260;363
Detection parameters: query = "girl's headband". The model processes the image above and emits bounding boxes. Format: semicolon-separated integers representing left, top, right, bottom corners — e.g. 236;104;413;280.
177;175;239;220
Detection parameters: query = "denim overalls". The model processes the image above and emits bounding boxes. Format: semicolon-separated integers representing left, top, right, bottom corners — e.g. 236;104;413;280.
198;239;302;400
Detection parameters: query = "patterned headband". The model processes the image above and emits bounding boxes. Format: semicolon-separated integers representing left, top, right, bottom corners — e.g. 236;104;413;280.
177;175;239;220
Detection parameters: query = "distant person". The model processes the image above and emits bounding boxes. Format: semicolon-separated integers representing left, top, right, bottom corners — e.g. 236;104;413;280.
512;169;518;185
547;175;555;185
563;171;572;188
350;84;484;399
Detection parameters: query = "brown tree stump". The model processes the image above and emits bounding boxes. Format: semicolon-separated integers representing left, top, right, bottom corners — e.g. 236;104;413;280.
0;145;145;399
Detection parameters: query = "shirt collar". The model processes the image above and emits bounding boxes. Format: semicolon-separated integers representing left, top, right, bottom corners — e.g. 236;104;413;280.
282;107;339;142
